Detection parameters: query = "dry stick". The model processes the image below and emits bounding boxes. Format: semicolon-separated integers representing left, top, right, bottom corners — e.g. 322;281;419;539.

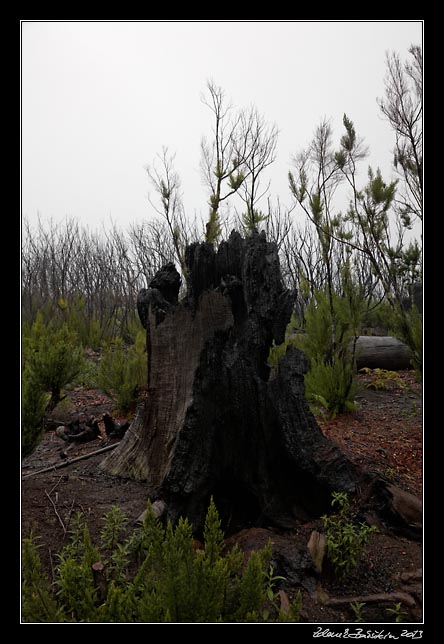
21;442;119;479
326;591;416;608
48;475;64;496
45;489;66;535
64;498;76;537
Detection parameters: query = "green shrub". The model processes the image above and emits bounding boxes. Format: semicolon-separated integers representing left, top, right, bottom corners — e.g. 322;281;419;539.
23;315;85;413
322;492;377;581
21;499;302;623
268;315;301;368
57;295;103;349
361;299;395;334
98;331;147;412
21;368;48;457
120;316;147;346
22;316;85;456
386;601;407;623
22;534;63;622
73;357;99;388
393;305;422;375
304;358;357;418
350;600;366;623
296;292;338;362
56;524;100;622
268;339;289;368
291;289;361;417
359;367;406;391
100;506;128;552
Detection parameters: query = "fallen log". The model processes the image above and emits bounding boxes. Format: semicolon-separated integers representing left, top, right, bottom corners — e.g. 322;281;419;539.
354;336;413;371
21;442;119;479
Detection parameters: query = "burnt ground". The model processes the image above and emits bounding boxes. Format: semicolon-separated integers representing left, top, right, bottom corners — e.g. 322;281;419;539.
21;371;423;624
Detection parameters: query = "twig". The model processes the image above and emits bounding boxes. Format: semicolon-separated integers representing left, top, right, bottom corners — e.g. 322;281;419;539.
22;442;120;479
48;475;64;496
325;591;416;608
45;489;66;535
63;498;76;538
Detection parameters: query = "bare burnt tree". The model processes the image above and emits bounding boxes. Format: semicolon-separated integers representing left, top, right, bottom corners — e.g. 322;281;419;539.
281;222;321;291
22;217;43;321
200;81;245;242
75;225;98;327
378;45;423;224
263;198;293;253
85;230;121;337
200;81;278;243
146;148;190;280
21;217;174;340
128;221;164;286
24;209;372;349
236;108;278;231
289;119;343;299
131;219;177;276
104;225;142;338
22;217;80;318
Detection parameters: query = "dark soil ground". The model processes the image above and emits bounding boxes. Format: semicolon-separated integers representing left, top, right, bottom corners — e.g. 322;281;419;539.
21;371;423;624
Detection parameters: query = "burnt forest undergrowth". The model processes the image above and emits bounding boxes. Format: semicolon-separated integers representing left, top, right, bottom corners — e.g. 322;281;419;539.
21;232;422;624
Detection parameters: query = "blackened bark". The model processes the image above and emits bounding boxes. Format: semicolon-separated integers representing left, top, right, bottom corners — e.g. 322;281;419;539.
101;231;358;531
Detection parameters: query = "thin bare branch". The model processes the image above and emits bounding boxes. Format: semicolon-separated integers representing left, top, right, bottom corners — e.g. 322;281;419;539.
45;489;67;535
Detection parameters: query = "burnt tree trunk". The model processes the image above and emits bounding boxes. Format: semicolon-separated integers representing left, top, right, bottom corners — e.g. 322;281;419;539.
100;231;415;534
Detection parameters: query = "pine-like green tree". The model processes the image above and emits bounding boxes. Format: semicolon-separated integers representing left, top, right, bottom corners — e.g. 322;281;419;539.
22;501;289;623
22;534;63;622
97;330;147;412
21;369;47;457
23;315;85;414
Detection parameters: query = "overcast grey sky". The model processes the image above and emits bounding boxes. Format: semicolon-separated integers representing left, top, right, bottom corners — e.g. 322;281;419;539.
21;20;423;232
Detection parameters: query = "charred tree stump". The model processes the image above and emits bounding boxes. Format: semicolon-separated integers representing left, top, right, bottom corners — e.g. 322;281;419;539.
100;231;402;533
